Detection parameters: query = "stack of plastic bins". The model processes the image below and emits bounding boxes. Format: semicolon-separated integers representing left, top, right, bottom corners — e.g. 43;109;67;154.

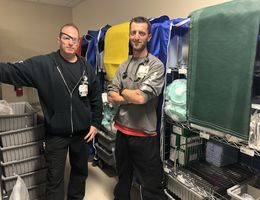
95;127;116;168
0;102;46;200
227;176;260;200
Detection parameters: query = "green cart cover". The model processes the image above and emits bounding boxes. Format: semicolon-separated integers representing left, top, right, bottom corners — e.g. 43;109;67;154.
187;0;260;139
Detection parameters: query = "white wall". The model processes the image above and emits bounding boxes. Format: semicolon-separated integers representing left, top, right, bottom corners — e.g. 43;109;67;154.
73;0;229;34
0;0;72;102
0;0;229;102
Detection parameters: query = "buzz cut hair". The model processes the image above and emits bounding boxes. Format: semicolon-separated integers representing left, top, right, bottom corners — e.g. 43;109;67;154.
130;16;151;34
59;23;80;37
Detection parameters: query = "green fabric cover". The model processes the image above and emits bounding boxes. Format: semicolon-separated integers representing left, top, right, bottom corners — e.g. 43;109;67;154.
187;0;260;139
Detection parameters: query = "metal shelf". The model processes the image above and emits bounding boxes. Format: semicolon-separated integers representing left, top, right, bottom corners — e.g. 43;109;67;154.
163;160;258;200
163;115;260;157
190;123;260;157
164;163;229;200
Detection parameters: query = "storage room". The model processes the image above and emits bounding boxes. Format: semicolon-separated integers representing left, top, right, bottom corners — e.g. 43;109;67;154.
0;0;259;199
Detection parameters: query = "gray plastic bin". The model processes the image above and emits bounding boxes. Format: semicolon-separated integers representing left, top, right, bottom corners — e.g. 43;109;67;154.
167;174;204;200
0;125;45;147
227;177;260;200
2;168;47;192
97;129;116;150
0;155;45;177
0;102;37;132
27;183;46;200
95;143;115;166
0;141;42;162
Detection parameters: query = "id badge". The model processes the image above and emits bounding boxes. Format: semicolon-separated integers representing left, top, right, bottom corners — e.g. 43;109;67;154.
79;84;88;97
137;65;149;79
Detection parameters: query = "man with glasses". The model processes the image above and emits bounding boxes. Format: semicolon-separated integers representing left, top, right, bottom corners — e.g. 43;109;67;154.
108;16;166;200
0;23;103;200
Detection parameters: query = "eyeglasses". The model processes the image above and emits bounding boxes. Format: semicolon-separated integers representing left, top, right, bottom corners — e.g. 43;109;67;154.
60;32;78;44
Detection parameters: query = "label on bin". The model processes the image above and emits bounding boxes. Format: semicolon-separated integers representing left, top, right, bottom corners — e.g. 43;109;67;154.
240;146;254;157
200;131;210;140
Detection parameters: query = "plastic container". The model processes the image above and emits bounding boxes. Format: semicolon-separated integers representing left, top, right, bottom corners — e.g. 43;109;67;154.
167;173;204;200
0;125;45;147
2;168;47;192
95;143;115;166
0;102;37;132
0;141;42;162
0;155;45;177
227;177;260;200
27;183;46;200
97;129;116;150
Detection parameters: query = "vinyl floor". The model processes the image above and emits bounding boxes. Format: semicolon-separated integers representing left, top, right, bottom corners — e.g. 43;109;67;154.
65;158;141;200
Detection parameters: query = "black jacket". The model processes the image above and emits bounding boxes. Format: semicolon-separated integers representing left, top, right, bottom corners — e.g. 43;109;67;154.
0;51;103;137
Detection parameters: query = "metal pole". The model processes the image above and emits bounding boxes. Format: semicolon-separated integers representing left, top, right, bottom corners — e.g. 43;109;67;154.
0;83;2;99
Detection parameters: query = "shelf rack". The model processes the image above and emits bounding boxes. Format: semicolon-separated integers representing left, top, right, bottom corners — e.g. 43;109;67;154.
190;123;260;157
163;114;260;157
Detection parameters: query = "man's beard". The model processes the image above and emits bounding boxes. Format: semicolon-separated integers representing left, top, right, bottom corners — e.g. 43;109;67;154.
131;41;147;52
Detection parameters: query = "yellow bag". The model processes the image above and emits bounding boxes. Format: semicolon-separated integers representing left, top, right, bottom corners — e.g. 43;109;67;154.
104;22;130;81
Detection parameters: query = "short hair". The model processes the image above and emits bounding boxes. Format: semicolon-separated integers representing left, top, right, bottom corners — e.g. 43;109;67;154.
130;16;151;34
59;23;79;37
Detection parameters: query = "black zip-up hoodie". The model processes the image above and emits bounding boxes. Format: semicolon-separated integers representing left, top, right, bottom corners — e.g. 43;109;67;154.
0;51;103;137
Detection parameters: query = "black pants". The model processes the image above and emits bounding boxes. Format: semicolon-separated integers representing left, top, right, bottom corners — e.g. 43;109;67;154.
114;131;166;200
44;134;89;200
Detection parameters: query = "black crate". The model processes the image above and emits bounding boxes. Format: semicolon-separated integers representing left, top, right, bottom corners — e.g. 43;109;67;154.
95;143;115;166
97;129;115;151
